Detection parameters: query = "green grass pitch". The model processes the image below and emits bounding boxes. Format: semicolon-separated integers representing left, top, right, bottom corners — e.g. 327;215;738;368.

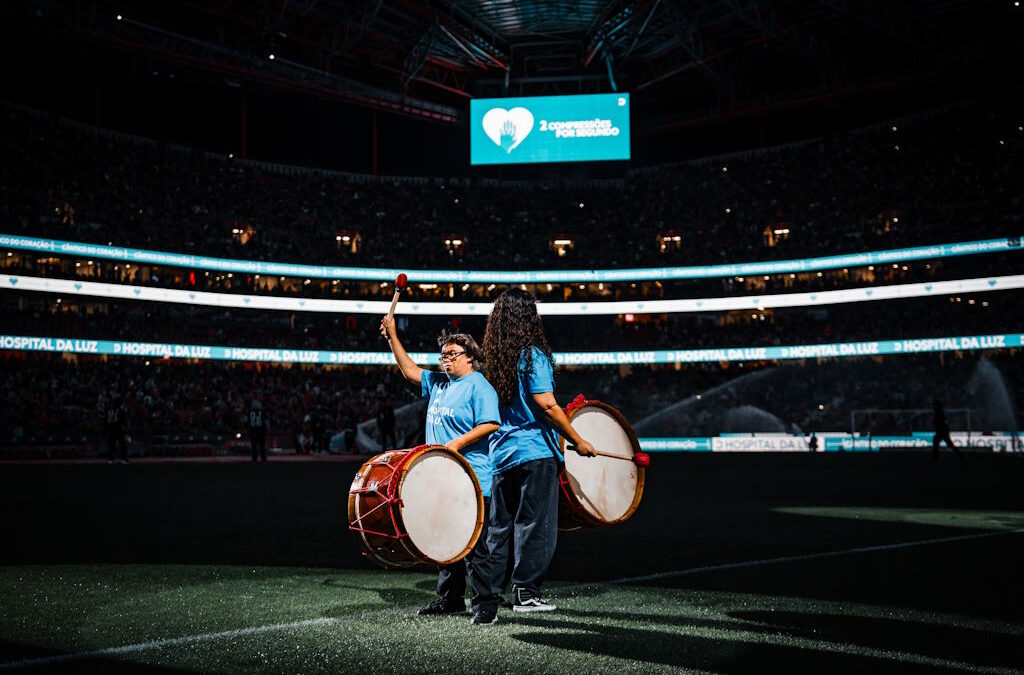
1;453;1022;673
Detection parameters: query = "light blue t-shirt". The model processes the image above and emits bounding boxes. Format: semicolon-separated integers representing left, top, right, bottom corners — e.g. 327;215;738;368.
489;347;562;475
421;370;500;497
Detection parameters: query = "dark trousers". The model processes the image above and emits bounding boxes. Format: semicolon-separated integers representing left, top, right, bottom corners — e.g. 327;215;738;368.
437;497;490;610
932;430;963;461
106;429;127;461
250;432;267;461
476;457;559;610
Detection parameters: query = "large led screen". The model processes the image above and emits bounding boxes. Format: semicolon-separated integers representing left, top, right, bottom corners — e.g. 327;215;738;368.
470;93;630;165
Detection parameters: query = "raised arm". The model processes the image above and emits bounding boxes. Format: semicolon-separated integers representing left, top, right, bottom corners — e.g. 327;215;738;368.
380;314;423;386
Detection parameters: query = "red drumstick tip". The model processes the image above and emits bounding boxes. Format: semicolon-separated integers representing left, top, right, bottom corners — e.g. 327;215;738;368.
634;452;651;467
396;273;408;289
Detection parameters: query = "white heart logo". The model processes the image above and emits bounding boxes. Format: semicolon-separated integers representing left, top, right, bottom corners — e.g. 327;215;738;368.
482;107;534;153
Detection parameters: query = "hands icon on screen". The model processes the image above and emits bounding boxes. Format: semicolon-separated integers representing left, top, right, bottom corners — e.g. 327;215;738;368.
499;120;517;153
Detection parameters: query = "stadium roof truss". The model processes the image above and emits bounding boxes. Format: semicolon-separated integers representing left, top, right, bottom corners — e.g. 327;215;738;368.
8;0;1008;124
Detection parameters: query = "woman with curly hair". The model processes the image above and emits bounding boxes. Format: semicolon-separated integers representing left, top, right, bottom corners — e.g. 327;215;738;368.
473;288;596;624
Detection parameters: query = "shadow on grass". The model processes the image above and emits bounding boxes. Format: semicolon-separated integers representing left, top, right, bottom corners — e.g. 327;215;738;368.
321;578;435;607
727;609;1021;669
506;617;976;675
546;607;1022;668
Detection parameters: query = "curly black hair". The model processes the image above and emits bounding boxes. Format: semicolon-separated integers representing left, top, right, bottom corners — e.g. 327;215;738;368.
482;288;554;406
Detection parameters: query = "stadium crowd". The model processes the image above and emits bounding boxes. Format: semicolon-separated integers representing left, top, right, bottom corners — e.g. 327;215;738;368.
1;95;1021;455
2;349;1019;452
2;98;1021;273
0;352;412;452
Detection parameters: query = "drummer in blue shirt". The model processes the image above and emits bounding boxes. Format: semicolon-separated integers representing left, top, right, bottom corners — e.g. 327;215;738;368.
380;315;500;621
473;288;597;625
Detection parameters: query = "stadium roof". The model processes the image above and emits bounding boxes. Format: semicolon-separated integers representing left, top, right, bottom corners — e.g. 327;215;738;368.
3;0;1019;129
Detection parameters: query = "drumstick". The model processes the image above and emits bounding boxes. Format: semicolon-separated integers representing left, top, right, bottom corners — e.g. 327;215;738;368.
570;447;651;467
387;273;408;319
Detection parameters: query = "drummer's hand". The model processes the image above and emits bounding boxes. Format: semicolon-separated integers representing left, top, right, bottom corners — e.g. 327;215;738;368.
444;440;462;453
380;315;396;341
572;439;598;457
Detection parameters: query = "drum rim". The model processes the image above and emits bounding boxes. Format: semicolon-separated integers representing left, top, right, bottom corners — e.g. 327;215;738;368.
559;399;646;527
347;448;424;568
348;445;485;568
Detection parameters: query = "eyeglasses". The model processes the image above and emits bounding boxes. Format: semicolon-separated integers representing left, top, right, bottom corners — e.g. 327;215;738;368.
439;350;467;362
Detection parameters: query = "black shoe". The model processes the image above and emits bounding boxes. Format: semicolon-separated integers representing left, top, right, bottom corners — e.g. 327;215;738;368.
512;588;556;612
417;598;466;616
471;609;497;625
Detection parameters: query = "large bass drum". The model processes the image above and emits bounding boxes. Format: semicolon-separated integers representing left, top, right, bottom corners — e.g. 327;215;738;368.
348;445;484;568
558;399;646;531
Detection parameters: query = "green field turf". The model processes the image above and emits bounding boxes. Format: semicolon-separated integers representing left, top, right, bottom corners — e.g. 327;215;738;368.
1;453;1022;674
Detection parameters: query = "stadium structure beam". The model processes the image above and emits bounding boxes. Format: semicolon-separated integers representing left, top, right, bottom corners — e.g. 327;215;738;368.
79;10;460;122
586;0;674;71
647;0;722;84
437;23;488;69
623;0;663;61
393;0;509;70
723;0;834;69
403;24;439;85
584;2;636;67
811;0;929;53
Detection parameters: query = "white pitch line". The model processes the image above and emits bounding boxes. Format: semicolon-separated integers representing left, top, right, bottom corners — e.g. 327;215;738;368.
3;528;1022;671
0;617;336;671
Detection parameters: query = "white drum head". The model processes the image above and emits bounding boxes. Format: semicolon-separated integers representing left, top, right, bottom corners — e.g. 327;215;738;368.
400;449;481;563
564;406;639;523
